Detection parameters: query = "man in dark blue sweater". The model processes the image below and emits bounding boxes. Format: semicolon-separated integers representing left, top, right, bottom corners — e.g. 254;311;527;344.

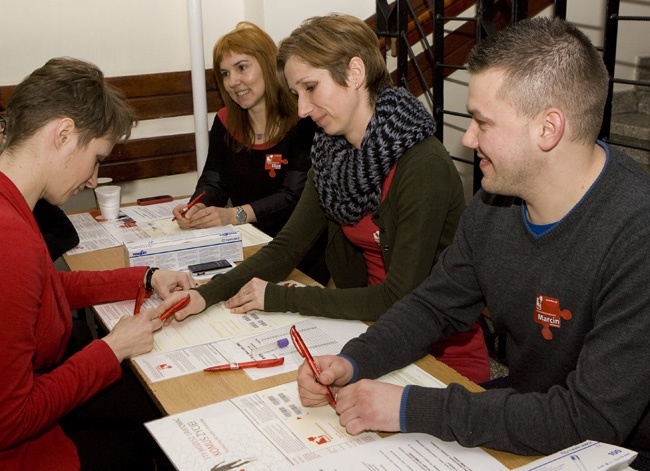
296;17;650;470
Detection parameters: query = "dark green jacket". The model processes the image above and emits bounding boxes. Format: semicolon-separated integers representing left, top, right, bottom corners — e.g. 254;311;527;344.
196;135;465;321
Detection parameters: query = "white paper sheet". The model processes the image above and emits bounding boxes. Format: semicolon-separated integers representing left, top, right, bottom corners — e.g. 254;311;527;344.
146;363;449;471
294;432;509;471
146;382;380;470
512;440;637;471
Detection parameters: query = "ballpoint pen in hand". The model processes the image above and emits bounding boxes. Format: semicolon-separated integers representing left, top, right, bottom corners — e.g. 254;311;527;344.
133;281;146;315
172;191;206;221
204;357;285;372
290;325;337;407
159;294;191;322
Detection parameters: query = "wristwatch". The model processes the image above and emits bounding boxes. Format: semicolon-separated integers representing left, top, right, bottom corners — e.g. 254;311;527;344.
235;206;247;225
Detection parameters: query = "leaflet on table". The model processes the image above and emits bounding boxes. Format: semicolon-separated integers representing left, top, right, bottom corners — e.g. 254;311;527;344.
66;210;169;254
134;317;370;383
65;212;124;254
512;440;637;471
235;222;273;246
294;432;509;471
67;207;271;256
120;201;179;222
146;381;380;471
93;295;299;356
146;367;449;470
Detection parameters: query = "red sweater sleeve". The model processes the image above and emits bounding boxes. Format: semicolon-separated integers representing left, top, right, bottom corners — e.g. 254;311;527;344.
0;224;142;449
59;266;148;310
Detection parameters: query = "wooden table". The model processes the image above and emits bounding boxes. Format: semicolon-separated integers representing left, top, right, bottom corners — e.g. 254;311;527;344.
63;244;537;469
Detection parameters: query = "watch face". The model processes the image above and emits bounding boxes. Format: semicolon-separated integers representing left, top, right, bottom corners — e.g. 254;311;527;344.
236;207;247;224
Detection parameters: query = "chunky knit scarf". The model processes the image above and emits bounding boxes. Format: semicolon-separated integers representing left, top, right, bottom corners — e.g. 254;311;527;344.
311;86;436;225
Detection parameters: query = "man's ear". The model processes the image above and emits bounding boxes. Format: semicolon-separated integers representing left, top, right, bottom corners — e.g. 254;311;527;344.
347;56;366;89
538;108;564;152
53;117;76;150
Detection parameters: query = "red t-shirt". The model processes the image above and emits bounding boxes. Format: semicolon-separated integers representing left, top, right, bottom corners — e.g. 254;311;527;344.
341;166;397;285
340;166;490;383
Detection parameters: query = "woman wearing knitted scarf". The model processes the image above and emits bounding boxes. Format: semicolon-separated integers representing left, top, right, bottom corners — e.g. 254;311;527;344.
157;14;490;384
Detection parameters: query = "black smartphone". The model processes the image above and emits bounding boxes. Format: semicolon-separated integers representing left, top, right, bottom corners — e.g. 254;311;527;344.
187;259;234;275
137;195;173;206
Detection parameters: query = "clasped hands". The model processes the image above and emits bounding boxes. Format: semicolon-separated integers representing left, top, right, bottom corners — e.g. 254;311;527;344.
147;282;403;436
172;203;237;229
297;354;404;435
103;269;196;362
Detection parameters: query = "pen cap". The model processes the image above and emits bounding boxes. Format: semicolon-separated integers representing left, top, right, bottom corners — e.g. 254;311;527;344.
253;337;290;355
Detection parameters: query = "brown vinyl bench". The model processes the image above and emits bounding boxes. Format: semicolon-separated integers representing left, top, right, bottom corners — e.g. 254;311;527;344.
0;69;224;183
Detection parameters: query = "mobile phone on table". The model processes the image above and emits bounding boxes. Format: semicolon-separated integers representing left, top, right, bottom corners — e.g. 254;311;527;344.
187;260;235;275
137;195;173;206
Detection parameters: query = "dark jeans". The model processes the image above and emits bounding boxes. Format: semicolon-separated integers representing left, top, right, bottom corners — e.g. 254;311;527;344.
60;319;172;470
632;454;650;471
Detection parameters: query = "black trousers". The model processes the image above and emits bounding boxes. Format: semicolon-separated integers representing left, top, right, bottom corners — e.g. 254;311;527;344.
59;319;173;471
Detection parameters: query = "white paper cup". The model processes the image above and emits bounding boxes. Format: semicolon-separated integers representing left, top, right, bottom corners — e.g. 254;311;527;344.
94;185;121;220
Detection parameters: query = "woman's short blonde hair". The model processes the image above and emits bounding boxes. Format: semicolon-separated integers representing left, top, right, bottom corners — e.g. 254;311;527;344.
278;14;391;105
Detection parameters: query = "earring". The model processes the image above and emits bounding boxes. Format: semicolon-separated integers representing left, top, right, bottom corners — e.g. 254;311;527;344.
355;83;360;89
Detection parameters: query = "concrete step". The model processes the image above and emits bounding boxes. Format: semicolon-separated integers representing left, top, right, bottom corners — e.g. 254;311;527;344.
638;90;650;115
638;56;650;83
609;130;650;171
611;112;650;141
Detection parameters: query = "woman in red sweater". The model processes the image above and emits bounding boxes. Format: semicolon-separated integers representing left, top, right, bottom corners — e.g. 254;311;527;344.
0;58;194;470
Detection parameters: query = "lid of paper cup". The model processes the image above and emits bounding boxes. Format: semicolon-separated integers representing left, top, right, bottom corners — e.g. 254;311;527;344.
97;177;113;185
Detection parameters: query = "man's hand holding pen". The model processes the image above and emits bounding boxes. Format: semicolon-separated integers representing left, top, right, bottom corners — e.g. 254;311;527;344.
296;354;403;436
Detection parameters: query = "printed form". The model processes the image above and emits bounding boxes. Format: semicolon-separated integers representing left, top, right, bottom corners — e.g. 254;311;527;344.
66;198;270;255
93;294;369;383
146;366;464;471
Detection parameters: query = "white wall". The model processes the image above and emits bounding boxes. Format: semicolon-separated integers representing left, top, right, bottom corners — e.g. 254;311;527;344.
0;0;373;210
1;0;647;209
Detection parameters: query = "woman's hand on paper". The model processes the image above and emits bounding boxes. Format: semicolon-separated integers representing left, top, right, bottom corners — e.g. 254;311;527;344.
296;355;353;407
225;278;267;313
172;202;206;229
176;204;236;229
151;269;197;298
102;309;162;362
144;289;206;327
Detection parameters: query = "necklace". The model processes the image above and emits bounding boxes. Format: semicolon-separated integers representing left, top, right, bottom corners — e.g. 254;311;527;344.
256;133;264;140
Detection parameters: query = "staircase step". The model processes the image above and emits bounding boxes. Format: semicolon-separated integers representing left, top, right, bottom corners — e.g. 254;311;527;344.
638;56;650;83
609;131;650;171
610;112;650;141
638;90;650;115
612;90;638;114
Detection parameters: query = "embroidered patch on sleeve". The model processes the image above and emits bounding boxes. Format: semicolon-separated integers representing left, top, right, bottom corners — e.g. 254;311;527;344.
265;154;288;178
534;294;572;340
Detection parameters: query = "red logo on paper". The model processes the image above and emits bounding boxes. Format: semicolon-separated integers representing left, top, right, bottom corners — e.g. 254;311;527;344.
534;294;572;340
265;154;288;178
307;434;332;445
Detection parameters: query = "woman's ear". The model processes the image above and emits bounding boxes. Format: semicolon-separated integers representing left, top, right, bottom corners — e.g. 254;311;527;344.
347;56;366;89
538;108;564;152
53;118;75;150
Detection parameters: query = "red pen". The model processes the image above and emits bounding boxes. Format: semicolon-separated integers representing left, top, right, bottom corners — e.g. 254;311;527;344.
133;281;146;315
159;294;191;322
204;357;285;372
172;191;206;221
290;325;337;407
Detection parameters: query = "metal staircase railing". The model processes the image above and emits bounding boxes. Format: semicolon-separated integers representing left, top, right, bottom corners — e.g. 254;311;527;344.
600;0;650;157
374;0;648;193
